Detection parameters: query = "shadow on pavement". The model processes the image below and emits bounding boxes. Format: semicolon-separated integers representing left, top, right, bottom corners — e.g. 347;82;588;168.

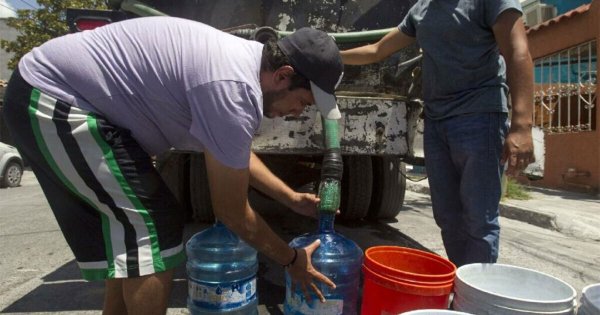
3;260;105;312
2;193;429;314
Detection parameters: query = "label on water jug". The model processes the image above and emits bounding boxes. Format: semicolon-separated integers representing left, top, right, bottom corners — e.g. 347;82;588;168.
286;292;343;314
188;276;256;310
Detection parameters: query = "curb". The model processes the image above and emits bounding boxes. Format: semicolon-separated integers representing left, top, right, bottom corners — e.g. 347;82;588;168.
498;203;558;231
405;181;559;231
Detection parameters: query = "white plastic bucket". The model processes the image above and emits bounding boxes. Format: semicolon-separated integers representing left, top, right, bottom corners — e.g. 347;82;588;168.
453;263;576;314
453;291;575;315
579;283;600;315
401;310;472;315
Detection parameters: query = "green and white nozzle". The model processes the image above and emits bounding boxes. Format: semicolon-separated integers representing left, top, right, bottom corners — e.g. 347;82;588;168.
317;116;343;213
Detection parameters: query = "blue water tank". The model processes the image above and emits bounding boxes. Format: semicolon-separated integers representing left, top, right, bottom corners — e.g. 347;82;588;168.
284;212;363;314
186;221;258;314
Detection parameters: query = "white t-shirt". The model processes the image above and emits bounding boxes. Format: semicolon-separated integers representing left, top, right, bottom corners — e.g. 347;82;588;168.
19;16;264;169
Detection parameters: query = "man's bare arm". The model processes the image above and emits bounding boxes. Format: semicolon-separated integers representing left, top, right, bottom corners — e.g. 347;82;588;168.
202;151;334;301
341;28;415;65
493;10;535;175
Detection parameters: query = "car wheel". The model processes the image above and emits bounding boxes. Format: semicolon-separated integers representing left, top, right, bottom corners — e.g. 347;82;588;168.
1;161;23;188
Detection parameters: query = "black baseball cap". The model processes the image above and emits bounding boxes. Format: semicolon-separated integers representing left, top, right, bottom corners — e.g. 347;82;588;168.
277;28;343;120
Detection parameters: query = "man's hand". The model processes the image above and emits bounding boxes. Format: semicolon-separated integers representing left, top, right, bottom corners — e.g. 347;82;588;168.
287;240;336;303
501;128;535;176
284;191;342;218
284;192;320;218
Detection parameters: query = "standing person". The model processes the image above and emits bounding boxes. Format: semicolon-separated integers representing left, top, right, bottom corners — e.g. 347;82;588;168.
341;0;535;267
3;16;344;314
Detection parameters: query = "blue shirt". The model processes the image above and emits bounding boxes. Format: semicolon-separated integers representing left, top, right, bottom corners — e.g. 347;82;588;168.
400;0;522;119
20;17;263;169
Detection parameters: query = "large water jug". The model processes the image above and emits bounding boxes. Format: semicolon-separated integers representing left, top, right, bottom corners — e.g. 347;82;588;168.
186;221;258;315
283;211;363;314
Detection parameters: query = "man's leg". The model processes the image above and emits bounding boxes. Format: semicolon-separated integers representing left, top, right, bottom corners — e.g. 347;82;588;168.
444;112;508;265
424;117;467;265
104;270;174;315
124;270;174;315
104;278;126;315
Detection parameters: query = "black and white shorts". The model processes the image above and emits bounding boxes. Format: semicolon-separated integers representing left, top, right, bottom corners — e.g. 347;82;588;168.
3;69;185;280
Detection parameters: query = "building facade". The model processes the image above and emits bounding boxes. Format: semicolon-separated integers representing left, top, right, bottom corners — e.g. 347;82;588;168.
525;1;598;194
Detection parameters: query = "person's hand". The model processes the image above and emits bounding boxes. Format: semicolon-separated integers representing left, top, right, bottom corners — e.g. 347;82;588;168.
285;192;341;218
285;192;320;218
501;128;535;176
287;240;336;303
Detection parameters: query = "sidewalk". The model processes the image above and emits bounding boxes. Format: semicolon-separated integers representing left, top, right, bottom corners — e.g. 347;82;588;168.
405;171;600;241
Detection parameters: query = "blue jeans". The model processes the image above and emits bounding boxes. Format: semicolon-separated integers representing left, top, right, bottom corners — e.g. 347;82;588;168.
424;112;508;267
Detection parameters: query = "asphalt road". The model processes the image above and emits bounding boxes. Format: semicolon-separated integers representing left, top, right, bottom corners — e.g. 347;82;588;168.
1;170;599;314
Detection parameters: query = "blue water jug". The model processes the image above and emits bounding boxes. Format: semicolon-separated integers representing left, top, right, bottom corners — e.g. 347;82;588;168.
283;212;363;314
186;221;258;315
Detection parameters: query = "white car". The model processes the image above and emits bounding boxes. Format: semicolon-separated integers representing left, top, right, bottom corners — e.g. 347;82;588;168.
0;142;24;188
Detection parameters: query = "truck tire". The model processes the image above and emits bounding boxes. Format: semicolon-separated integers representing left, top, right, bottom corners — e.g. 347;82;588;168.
259;154;320;192
156;152;192;222
189;153;215;223
367;156;406;220
339;155;373;221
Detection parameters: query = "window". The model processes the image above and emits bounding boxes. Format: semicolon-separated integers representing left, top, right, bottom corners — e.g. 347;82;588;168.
533;40;597;133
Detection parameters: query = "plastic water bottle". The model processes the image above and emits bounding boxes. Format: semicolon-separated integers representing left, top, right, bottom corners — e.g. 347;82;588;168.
283;211;363;314
186;221;258;315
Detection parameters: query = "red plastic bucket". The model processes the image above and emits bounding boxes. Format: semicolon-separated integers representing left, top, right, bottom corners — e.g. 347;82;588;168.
360;246;456;314
364;246;456;282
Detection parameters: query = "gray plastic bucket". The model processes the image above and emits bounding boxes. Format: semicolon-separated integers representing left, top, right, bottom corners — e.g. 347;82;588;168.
578;283;600;315
453;263;576;314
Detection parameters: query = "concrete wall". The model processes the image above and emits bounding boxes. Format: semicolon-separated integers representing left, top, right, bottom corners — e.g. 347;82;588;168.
526;1;599;194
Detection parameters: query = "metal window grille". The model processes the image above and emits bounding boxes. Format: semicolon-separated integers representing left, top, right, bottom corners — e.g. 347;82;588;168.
533;40;597;133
